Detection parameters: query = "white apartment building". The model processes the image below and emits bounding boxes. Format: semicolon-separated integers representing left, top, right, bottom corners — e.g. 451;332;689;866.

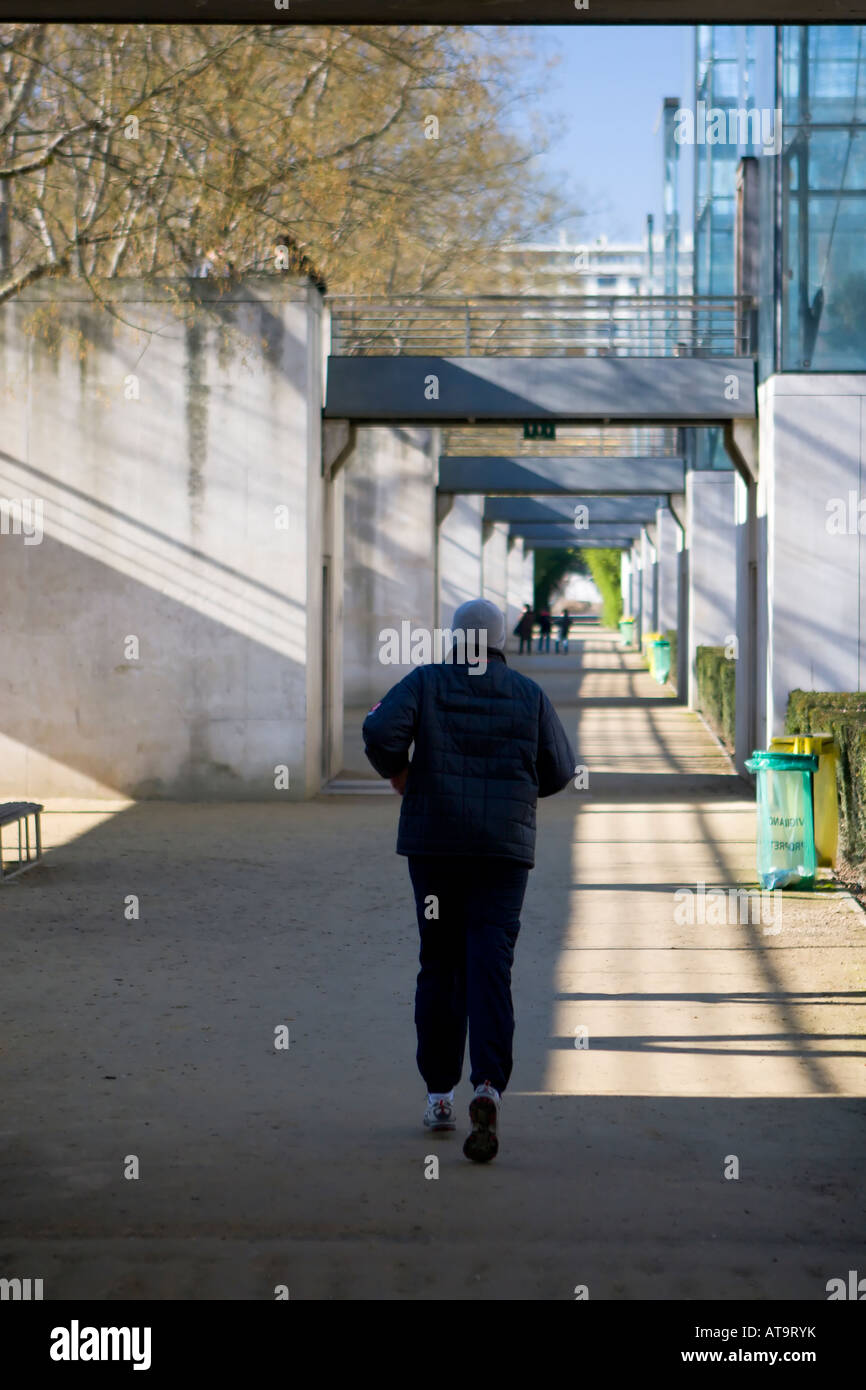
499;229;694;296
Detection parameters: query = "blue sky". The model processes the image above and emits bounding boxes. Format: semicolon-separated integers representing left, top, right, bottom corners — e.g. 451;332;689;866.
519;26;696;245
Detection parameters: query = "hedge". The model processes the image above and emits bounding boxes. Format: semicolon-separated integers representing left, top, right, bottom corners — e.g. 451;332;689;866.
696;645;736;748
785;690;866;866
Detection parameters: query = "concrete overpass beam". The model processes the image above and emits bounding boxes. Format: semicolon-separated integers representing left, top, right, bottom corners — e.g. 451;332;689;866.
484;496;663;525
439;457;685;495
326;356;757;423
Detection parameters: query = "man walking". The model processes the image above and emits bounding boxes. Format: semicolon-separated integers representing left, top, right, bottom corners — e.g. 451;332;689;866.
362;599;575;1163
514;603;535;654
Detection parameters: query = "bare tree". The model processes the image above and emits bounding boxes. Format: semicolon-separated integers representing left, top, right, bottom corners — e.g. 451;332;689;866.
0;23;577;306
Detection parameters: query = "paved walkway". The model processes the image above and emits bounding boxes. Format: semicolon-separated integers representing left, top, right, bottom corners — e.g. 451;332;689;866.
1;632;863;1299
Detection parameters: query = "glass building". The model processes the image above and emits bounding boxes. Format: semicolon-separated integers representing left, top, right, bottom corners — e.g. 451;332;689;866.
693;25;761;299
691;27;762;467
689;24;866;472
777;26;866;371
694;24;866;374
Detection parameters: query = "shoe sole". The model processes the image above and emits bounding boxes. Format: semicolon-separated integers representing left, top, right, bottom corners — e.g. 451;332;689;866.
463;1095;499;1163
424;1120;456;1132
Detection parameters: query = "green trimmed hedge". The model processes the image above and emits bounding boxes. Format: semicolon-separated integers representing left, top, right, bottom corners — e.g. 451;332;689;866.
665;629;678;693
785;690;866;866
696;645;736;748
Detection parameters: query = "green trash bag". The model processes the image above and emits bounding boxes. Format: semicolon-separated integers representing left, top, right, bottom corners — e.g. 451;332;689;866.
744;750;819;890
651;638;671;684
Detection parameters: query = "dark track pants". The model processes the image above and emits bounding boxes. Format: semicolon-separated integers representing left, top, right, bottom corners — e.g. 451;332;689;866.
407;855;529;1095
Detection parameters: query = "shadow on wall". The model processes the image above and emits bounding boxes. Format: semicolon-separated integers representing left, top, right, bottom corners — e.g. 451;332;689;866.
0;512;306;799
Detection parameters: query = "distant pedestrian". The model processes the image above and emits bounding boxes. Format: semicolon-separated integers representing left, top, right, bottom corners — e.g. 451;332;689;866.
555;610;571;653
362;599;575;1163
538;610;551;653
514;603;534;654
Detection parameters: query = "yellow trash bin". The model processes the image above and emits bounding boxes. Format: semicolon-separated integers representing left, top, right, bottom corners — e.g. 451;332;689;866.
770;734;839;868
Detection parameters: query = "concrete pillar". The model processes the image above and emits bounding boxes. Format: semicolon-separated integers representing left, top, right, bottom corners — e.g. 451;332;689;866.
322;465;345;782
633;545;644;644
758;374;866;738
482;520;509;619
621;550;631;616
640;528;657;635
685;470;737;709
733;468;760;769
506;536;531;646
437;493;484;625
630;544;641;627
342;426;437;709
524;543;535;609
0;275;326;800
655;505;680;636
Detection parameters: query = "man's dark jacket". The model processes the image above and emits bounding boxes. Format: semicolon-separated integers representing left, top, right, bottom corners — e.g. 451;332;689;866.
362;650;575;868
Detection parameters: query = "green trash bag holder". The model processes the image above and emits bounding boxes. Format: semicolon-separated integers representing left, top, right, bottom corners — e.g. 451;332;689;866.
650;638;671;685
744;749;819;891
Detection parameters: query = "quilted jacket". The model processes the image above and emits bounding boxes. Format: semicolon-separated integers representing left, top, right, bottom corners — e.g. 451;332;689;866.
362;649;575;867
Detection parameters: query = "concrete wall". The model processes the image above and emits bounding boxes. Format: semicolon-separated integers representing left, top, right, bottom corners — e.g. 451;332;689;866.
342;426;437;708
437;493;484;626
0;276;325;800
685;470;737;709
758;374;866;736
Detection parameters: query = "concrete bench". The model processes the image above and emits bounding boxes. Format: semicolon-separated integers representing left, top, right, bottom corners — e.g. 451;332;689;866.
0;802;43;881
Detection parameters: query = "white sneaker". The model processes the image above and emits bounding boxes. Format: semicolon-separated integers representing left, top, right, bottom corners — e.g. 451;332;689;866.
423;1096;457;1131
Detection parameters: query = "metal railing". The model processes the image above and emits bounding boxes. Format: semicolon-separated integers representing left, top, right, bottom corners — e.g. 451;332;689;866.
327;294;758;358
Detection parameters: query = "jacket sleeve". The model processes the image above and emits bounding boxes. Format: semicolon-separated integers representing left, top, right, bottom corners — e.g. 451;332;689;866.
362;667;422;778
536;690;576;797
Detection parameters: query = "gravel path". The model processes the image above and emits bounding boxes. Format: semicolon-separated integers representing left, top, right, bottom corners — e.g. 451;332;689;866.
1;634;863;1299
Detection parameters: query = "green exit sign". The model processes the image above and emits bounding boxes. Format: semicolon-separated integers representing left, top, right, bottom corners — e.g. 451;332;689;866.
523;422;556;440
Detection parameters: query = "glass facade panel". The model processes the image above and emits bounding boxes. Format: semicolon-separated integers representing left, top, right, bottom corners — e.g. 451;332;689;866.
757;136;777;377
694;24;761;303
693;26;762;463
783;26;866;124
691;25;866;384
780;25;866;369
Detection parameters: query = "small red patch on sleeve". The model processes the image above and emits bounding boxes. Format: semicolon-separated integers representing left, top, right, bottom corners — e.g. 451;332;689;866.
369;701;382;713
